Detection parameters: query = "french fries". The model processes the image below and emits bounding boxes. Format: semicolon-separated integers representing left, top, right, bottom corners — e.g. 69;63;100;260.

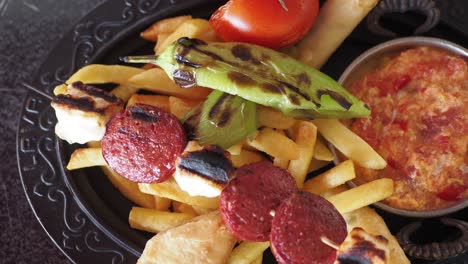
127;94;171;112
129;207;196;233
257;106;296;129
227;241;270;264
102;166;155;209
328;178;394;214
230;149;266;168
297;0;379;69
169;96;202;119
110;85;139;102
303;160;355;195
154;196;172;211
67;147;106;170
288;121;317;187
247;128;300;160
139;178;219;209
66;64;144;85
155;18;218;54
313;136;334;161
312;119;387;169
141;15;192;42
127;68;212;99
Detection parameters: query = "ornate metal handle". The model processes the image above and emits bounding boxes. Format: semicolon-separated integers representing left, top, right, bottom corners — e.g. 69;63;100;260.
367;0;441;37
397;218;468;260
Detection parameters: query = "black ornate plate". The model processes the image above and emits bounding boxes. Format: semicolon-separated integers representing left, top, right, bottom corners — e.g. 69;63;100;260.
16;0;468;263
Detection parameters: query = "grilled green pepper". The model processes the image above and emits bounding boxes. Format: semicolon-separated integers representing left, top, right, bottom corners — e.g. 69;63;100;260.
183;90;257;149
122;37;370;119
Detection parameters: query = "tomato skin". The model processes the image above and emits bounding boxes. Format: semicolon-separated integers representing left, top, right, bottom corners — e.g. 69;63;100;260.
209;0;319;49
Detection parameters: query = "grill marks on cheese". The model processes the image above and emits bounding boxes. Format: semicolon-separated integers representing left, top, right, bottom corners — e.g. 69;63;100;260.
51;82;123;144
335;227;389;264
174;141;234;197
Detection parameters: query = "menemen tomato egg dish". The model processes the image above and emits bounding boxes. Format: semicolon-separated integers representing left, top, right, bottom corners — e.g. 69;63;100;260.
346;46;468;211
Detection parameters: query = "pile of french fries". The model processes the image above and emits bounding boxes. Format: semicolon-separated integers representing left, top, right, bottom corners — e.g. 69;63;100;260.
62;10;409;264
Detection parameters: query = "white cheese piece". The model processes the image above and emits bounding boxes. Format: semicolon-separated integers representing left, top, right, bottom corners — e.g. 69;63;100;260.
51;82;123;144
173;142;233;198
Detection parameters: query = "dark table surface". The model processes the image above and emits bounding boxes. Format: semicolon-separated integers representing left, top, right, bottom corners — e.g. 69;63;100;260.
1;1;103;263
1;1;468;264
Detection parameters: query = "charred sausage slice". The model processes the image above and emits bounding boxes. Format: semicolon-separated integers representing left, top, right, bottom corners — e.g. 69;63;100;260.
270;191;347;264
219;161;298;241
102;103;186;183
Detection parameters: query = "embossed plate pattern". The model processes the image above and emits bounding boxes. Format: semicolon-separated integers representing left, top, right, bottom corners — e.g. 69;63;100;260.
17;0;468;263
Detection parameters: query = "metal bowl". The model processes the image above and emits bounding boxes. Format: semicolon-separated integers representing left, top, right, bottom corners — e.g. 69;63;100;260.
337;36;468;218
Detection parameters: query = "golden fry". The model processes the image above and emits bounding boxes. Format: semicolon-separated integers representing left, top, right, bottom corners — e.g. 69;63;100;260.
272;130;290;169
230;149;266;168
67;148;106;170
127;68;211;99
138;178;219;209
247;128;300;160
313;136;334;161
154;196;171;211
110;85;139;102
227;142;243;155
303;160;355;195
328;178;394;214
102;166;155;209
227;241;270;264
129;207;195;233
155;18;218;54
169;96;202;119
141;15;192;41
288;121;317;187
257;106;296;129
297;0;379;69
66;64;144;85
154;32;171;53
127;94;171;112
312;119;387;169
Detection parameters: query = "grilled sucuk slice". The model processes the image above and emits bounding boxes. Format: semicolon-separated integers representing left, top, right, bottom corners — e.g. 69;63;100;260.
335;227;389;264
219;161;298;241
271;191;347;264
102;104;186;183
174;141;235;198
51;81;124;144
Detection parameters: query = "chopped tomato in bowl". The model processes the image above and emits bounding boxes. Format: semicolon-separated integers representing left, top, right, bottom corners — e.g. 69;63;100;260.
338;37;468;217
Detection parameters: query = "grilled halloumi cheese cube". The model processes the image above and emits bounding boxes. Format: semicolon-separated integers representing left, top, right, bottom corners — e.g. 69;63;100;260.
51;82;123;144
335;227;390;264
174;142;235;198
138;211;236;264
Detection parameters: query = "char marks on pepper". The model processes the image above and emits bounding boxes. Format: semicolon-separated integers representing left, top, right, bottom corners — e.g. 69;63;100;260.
317;89;352;110
228;71;256;86
207;93;234;127
231;44;261;64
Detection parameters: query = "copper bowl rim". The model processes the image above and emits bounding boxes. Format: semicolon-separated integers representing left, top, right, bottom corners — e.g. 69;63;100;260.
336;36;468;218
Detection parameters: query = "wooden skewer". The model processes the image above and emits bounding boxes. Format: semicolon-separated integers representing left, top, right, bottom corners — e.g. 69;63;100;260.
320;236;340;250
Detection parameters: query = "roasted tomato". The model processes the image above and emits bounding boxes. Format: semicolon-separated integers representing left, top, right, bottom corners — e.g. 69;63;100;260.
209;0;319;49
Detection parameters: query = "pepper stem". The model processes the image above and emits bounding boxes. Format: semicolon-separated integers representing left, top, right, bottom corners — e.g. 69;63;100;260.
278;0;288;11
119;55;158;64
